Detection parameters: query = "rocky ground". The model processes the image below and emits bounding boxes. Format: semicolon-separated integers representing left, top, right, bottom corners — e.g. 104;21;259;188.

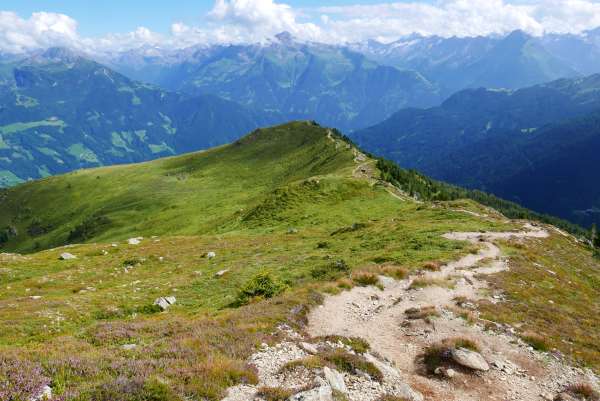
220;224;599;401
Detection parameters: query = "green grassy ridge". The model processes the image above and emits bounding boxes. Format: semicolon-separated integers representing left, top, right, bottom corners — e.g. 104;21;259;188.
0;121;356;253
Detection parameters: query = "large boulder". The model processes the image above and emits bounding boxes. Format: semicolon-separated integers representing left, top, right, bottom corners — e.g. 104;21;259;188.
451;348;489;371
59;252;76;260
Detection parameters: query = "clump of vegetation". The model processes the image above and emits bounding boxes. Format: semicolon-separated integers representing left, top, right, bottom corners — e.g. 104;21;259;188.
68;215;111;242
404;306;439;321
279;356;324;373
521;332;550;352
377;395;411;401
381;265;409;280
421;261;442;272
408;277;454;290
0;355;50;401
234;271;287;306
592;224;600;258
122;258;144;267
352;271;379;287
316;335;370;354
27;218;52;237
322;350;383;382
87;376;182;401
331;223;366;236
316;241;329;249
0;225;17;244
256;386;293;401
558;383;600;401
311;259;350;280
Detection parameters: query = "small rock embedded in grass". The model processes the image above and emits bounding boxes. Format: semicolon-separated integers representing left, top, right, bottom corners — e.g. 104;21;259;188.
59;252;76;260
215;269;229;277
127;237;143;245
154;296;176;311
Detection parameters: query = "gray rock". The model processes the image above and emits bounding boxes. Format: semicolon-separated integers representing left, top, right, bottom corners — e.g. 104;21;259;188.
300;342;319;355
30;385;52;401
127;237;142;245
121;344;137;350
154;296;176;311
323;366;347;394
206;251;216;259
290;380;332;401
451;348;490;371
59;252;76;260
215;269;229;277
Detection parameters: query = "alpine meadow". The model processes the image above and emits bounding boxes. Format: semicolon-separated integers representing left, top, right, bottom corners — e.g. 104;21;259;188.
1;2;600;401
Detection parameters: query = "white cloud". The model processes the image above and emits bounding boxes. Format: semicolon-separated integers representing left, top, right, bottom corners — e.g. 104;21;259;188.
2;0;600;54
0;11;80;53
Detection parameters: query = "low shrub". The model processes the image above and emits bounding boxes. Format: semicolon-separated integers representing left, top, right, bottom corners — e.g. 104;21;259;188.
234;271;287;306
0;355;50;401
311;259;350;280
322;350;383;382
88;376;182;401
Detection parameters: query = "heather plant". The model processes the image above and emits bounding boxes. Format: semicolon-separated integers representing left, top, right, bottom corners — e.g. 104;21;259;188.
0;355;50;401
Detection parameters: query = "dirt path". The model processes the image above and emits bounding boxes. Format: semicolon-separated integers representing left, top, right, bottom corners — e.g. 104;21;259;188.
308;224;598;401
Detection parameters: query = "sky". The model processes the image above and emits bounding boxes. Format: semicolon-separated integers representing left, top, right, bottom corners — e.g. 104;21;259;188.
2;0;600;54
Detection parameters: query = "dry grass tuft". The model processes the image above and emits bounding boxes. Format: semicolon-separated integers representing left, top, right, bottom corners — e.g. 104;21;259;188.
408;277;454;290
421;261;442;272
558;383;600;401
352;272;380;287
404;306;439;320
256;386;294;401
521;331;550;352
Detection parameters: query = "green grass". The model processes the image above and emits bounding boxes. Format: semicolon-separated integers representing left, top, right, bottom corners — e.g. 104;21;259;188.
480;233;600;372
0;122;538;400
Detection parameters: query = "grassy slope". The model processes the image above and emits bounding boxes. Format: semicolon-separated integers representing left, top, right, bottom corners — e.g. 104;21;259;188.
0;121;597;400
480;232;600;369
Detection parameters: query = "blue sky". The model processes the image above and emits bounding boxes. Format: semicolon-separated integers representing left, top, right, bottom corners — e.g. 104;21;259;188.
3;0;417;36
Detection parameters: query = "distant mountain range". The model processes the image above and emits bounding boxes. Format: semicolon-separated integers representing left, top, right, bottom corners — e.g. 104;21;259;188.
351;29;600;93
351;75;600;226
106;32;442;131
101;29;600;112
0;48;277;187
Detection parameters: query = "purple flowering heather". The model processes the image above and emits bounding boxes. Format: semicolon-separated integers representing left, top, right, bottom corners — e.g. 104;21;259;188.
0;356;50;401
